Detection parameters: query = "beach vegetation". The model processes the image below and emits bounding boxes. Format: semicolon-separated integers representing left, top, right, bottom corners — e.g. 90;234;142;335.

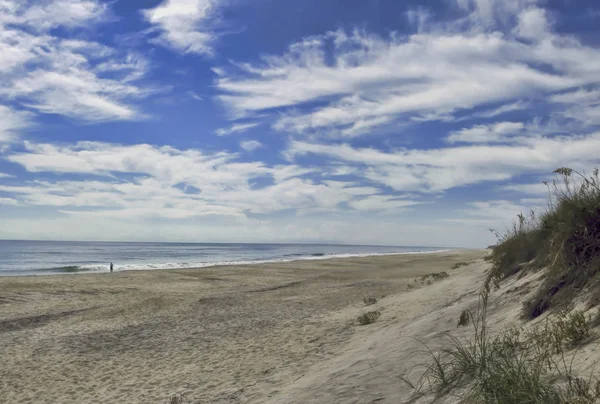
168;393;184;404
487;168;600;318
457;310;470;328
402;286;598;403
419;272;450;284
452;261;470;270
363;296;378;306
357;310;380;325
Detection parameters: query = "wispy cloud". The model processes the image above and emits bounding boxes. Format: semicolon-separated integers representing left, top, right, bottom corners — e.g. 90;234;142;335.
286;132;600;193
470;100;528;119
0;197;18;206
447;122;525;143
240;140;263;152
347;195;422;212
188;91;204;101
0;106;33;145
0;0;151;123
215;3;600;137
4;141;390;219
215;122;259;136
0;0;108;31
142;0;221;55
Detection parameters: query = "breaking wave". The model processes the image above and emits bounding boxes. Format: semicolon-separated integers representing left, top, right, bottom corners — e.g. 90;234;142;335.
30;249;450;274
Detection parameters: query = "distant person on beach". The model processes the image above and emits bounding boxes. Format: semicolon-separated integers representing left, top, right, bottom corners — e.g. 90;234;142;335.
110;262;113;273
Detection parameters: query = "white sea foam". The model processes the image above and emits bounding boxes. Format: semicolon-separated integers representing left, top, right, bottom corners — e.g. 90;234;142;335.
72;249;451;273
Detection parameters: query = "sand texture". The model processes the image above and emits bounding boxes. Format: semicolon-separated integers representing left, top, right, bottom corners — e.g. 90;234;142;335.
0;250;489;403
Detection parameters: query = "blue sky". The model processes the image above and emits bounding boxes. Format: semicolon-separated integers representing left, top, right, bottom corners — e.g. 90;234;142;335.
0;0;599;247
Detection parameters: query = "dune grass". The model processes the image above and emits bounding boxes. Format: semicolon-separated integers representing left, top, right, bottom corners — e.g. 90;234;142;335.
487;168;600;318
357;311;380;325
417;272;450;285
452;261;470;270
168;393;184;404
401;284;599;403
402;168;600;402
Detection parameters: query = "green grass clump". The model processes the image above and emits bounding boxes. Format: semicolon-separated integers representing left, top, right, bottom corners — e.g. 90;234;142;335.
402;287;598;403
357;311;380;325
526;310;591;354
363;296;378;306
168;394;184;404
457;310;470;328
556;310;591;346
452;261;470;270
487;168;600;318
418;272;450;285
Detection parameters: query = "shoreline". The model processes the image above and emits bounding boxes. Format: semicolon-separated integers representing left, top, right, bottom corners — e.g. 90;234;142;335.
2;248;461;278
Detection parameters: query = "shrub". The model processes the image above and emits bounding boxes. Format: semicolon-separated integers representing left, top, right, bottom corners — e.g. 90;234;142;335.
357;311;380;325
363;296;378;306
488;168;600;318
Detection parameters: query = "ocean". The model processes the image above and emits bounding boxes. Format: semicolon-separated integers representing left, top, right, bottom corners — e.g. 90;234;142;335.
0;240;448;276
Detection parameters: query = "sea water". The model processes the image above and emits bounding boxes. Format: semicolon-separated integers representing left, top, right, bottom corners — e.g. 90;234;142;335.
0;240;448;276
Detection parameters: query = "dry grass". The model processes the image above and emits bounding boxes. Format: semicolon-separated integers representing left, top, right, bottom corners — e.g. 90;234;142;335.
402;168;600;402
168;393;184;404
357;311;380;325
417;272;450;285
487;168;600;318
452;261;470;270
457;309;470;328
402;285;598;403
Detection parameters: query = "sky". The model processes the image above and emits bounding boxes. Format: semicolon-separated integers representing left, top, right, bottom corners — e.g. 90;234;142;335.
0;0;599;247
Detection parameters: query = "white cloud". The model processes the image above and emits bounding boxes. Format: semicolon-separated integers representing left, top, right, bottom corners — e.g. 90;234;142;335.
286;132;600;193
143;0;219;55
549;88;600;126
502;182;549;195
215;122;259;136
0;197;18;205
550;89;600;105
188;91;204;101
0;213;492;247
3;141;392;219
215;3;600;137
470;100;528;119
0;1;151;123
0;106;33;144
445;199;531;229
454;0;539;28
240;140;263;152
519;197;546;206
1;0;108;31
447;121;525;143
347;195;422;212
516;7;549;40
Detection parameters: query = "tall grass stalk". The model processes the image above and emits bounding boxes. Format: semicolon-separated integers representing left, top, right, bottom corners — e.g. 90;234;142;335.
401;285;599;403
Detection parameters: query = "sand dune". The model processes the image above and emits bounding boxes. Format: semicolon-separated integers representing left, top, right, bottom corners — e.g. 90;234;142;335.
1;250;488;403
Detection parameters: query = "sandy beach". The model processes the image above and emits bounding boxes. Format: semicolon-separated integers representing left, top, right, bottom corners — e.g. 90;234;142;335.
0;250;487;403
